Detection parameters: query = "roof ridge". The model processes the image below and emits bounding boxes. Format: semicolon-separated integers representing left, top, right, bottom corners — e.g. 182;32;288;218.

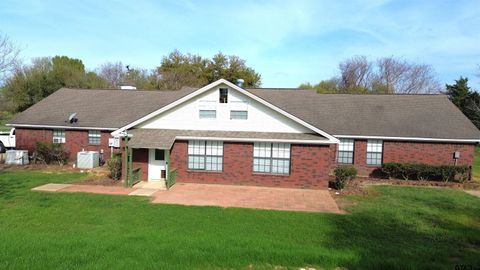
60;87;198;92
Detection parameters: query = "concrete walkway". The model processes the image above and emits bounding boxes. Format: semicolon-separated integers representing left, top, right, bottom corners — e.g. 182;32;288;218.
32;182;342;213
465;190;480;197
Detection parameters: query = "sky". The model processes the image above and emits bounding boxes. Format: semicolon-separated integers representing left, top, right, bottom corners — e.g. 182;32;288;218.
1;0;479;88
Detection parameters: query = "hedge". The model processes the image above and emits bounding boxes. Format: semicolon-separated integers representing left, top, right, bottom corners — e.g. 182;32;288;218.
381;162;469;183
334;166;358;190
107;154;122;180
35;142;69;165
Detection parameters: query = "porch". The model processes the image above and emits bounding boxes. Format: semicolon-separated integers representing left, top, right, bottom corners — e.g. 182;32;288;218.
32;182;342;213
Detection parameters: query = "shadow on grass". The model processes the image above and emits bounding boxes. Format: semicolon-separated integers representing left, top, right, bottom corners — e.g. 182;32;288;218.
328;186;480;269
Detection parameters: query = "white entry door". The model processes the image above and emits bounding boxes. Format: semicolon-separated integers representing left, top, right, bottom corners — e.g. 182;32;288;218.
148;149;166;181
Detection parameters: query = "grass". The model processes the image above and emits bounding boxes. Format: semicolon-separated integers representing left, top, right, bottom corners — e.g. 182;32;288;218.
473;146;480;180
0;171;479;269
0;111;15;131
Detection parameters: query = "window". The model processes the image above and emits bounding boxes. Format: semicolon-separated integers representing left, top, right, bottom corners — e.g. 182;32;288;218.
188;140;223;171
230;110;248;120
337;139;354;164
155;149;165;160
366;139;383;165
253;142;290;174
219;88;228;103
88;130;101;145
199;110;216;119
52;129;65;144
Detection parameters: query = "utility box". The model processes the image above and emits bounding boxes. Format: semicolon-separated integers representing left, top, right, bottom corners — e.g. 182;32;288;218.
108;137;120;148
5;150;29;165
77;151;100;169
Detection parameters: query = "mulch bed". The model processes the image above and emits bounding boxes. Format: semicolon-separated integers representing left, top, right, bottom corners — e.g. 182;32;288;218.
77;176;123;186
334;177;480;196
0;162;123;186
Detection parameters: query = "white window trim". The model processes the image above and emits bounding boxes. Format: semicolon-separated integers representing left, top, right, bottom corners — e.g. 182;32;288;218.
199;109;217;119
366;139;383;165
230;110;248;120
337;138;354;164
188;140;223;171
88;130;101;145
253;142;291;175
53;129;66;144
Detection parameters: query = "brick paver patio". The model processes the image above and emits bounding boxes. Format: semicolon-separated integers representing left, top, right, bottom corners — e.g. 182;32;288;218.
32;182;342;213
152;183;342;213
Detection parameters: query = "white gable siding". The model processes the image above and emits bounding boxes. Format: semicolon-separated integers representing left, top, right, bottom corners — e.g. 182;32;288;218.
137;84;312;133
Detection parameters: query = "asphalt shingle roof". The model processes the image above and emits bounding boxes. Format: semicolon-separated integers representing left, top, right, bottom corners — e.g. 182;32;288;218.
247;88;480;140
128;129;327;149
10;86;480;140
10;87;197;129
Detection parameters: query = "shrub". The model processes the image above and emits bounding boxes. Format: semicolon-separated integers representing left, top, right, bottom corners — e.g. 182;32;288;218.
334;166;358;190
107;155;122;180
381;162;469;183
35;142;69;165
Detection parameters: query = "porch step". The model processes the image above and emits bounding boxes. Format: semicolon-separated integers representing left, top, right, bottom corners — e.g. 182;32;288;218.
133;181;167;190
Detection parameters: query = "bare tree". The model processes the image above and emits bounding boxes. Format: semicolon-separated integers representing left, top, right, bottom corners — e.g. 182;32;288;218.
375;57;440;94
331;56;441;94
337;56;373;93
0;33;21;83
97;61;125;88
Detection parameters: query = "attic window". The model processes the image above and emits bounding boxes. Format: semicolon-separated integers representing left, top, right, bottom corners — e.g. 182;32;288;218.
219;88;228;103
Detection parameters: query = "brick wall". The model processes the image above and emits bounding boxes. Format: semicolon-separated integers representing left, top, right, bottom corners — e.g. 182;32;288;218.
332;139;476;176
170;140;333;189
15;128;113;161
132;148;149;181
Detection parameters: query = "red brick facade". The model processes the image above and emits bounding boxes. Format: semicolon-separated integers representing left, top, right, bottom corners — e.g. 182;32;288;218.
15;128;113;160
169;141;333;189
332;139;476;176
132;148;149;181
14;128;477;189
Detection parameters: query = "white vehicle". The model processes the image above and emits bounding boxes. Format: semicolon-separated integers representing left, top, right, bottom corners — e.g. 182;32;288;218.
0;128;15;152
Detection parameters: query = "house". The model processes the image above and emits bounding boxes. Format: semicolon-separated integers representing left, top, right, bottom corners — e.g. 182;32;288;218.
8;79;480;189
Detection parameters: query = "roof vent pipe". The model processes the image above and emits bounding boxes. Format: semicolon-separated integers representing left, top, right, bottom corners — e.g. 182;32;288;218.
120;85;137;90
236;79;244;88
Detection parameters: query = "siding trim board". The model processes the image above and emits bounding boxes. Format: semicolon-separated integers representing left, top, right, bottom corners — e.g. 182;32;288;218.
8;123;117;131
335;134;480;143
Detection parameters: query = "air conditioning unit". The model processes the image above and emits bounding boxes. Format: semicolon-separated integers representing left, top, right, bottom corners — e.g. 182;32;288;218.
5;150;29;165
77;151;100;169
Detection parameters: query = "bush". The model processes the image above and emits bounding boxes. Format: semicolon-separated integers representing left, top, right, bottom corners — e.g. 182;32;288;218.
35;142;69;165
381;162;469;183
334;166;358;190
107;155;122;180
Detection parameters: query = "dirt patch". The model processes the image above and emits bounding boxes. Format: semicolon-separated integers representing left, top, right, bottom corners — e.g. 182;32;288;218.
77;175;123;186
0;163;78;172
0;163;122;186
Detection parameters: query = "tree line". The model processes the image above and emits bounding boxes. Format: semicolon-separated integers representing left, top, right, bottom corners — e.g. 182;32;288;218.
299;55;441;94
0;33;479;130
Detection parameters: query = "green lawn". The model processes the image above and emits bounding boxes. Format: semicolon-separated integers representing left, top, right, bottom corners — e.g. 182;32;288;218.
473;146;480;180
0;171;479;269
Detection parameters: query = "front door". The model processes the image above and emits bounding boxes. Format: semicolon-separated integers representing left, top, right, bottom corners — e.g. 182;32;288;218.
148;149;166;181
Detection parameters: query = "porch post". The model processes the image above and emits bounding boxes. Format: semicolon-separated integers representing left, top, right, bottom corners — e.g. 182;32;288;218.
165;149;170;180
123;131;129;187
128;147;133;184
